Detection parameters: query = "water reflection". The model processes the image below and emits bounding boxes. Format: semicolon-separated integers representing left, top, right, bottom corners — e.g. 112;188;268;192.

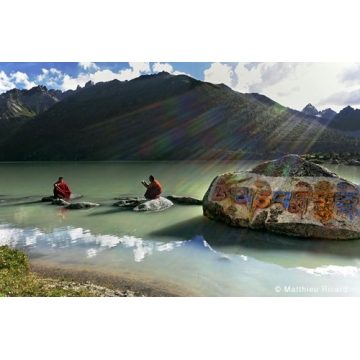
151;215;360;268
0;222;187;263
296;265;359;277
2;221;360;296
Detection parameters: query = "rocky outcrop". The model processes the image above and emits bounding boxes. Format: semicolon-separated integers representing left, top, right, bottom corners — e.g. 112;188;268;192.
203;154;360;240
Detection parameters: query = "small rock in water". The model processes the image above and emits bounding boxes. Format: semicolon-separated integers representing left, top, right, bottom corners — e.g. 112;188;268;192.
114;197;146;209
133;197;173;212
66;202;100;209
52;199;70;206
166;195;202;205
42;194;82;202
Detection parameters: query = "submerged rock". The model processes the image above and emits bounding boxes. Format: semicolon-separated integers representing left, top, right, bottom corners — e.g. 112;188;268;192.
166;195;202;205
66;202;100;209
203;154;360;240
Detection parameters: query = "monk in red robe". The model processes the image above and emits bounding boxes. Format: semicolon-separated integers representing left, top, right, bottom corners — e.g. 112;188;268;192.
53;177;72;199
141;175;162;199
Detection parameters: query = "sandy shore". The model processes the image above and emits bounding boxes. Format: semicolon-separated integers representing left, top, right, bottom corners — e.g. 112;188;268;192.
30;259;199;297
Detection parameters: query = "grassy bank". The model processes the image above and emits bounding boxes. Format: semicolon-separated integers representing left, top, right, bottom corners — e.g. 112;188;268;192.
0;245;134;297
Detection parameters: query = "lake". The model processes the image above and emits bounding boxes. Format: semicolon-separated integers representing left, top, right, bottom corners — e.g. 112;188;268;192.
1;160;360;296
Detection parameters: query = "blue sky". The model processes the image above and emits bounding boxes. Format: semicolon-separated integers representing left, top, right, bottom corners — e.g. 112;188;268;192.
1;62;360;113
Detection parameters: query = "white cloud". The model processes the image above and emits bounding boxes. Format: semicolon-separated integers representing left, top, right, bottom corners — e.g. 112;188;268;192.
10;71;36;89
109;62;151;81
50;68;62;76
233;62;262;93
60;62;152;90
338;63;360;86
37;68;50;81
0;70;15;92
37;74;45;82
230;62;360;112
36;67;63;86
153;62;173;73
62;73;92;90
204;62;234;87
237;62;300;93
318;89;360;108
152;62;189;76
93;69;122;82
79;62;100;71
129;62;150;74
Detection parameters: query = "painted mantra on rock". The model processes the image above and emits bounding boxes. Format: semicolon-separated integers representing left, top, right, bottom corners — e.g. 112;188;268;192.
211;180;360;222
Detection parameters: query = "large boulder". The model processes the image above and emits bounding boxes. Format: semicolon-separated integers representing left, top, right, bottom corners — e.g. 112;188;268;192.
203;154;360;240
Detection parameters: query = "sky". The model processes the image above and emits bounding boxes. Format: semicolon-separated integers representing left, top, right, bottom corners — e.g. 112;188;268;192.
1;61;360;113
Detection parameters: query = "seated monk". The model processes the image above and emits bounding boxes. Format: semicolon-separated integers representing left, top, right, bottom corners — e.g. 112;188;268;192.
141;175;162;199
53;177;72;199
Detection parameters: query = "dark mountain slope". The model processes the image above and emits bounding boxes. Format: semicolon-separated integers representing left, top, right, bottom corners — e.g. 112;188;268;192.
300;104;360;133
0;84;81;145
0;72;357;161
329;106;360;131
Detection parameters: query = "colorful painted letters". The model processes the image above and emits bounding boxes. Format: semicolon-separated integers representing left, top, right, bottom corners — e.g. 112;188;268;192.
211;179;360;222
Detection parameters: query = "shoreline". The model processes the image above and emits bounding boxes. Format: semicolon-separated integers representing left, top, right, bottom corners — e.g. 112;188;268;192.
30;259;199;297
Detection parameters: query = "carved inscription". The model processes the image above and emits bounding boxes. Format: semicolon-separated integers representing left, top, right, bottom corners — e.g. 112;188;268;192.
272;190;291;210
210;178;360;222
313;181;335;223
252;180;272;209
233;187;253;209
211;184;229;201
336;182;360;220
248;180;272;220
288;181;313;219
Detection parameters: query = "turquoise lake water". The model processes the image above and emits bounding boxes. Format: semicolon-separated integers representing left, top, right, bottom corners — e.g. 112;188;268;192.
1;161;360;296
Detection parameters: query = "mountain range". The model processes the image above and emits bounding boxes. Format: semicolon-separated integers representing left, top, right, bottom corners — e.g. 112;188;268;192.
0;72;359;161
301;103;337;120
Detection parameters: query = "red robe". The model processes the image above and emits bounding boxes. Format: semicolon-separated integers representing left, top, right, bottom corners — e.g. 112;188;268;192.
53;181;71;199
144;179;162;199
